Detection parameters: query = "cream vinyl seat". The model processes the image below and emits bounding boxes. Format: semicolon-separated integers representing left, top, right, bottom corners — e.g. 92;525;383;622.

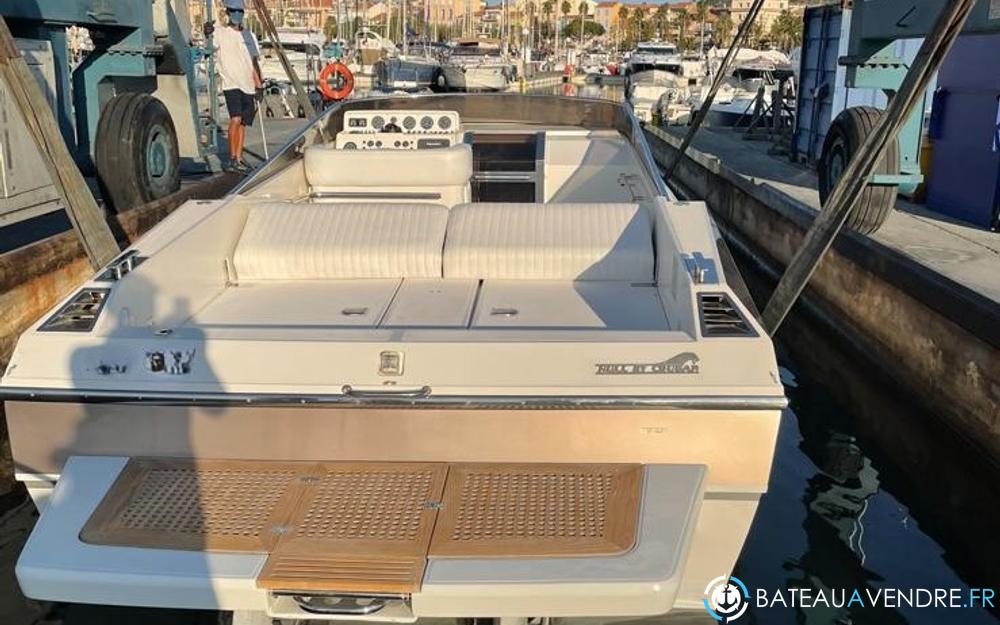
232;202;449;281
443;202;654;282
303;143;473;208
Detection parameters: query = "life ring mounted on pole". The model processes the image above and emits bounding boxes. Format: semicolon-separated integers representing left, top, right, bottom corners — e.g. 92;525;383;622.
319;61;354;101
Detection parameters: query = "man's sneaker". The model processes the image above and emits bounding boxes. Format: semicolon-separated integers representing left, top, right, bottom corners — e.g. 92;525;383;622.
235;160;254;174
223;160;243;174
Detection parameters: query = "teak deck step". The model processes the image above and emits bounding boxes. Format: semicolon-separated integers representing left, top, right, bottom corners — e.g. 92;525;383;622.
81;459;642;594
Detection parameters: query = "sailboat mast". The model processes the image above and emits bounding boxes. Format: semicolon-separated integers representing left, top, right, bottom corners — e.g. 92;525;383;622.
402;0;408;54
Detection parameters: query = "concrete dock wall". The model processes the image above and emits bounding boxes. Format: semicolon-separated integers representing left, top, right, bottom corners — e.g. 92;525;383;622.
644;127;1000;466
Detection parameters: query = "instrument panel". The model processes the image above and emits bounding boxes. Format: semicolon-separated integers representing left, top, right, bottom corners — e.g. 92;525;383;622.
337;110;463;150
343;110;460;135
335;133;455;150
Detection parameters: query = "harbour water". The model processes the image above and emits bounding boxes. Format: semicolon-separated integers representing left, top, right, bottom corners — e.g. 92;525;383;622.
0;85;996;625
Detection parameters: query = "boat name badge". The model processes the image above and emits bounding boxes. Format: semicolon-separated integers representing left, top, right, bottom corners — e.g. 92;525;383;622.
595;352;700;375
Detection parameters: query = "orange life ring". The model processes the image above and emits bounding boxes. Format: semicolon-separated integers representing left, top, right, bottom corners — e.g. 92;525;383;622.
318;61;354;101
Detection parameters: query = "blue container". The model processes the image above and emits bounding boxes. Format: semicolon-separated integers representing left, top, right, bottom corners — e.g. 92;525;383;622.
927;34;1000;229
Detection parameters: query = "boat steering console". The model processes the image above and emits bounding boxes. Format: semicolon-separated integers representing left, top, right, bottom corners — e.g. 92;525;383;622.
335;110;464;151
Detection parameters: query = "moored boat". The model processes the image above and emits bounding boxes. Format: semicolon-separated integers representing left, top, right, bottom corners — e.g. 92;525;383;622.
439;39;513;91
626;69;694;125
373;53;441;92
3;94;785;623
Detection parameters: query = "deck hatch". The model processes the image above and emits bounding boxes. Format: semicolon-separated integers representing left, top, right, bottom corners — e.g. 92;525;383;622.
698;292;757;337
80;459;642;594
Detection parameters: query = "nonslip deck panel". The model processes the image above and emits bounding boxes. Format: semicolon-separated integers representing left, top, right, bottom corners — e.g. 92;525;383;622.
258;554;427;594
430;463;641;557
79;459;310;552
81;459;642;594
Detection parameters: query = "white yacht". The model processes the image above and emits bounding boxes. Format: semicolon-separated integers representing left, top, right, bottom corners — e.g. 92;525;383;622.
259;39;324;85
626;41;678;74
626;70;694;125
3;94;785;623
439;40;513;91
625;42;704;125
699;51;793;126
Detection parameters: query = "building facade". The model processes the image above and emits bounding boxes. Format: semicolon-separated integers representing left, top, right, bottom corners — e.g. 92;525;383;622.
728;0;790;32
593;1;622;34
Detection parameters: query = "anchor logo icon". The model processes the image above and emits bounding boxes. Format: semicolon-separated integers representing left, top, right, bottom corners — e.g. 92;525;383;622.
717;584;739;611
703;575;750;622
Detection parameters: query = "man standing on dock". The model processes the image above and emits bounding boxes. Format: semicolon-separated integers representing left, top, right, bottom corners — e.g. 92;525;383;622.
210;0;262;173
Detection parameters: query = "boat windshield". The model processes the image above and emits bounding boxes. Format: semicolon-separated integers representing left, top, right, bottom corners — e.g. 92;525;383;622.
451;46;502;57
636;44;677;55
630;62;682;75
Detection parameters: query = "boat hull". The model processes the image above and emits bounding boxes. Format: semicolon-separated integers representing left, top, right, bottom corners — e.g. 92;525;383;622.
440;65;510;92
375;58;441;92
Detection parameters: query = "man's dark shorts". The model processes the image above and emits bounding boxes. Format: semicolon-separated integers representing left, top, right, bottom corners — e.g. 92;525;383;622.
224;89;256;126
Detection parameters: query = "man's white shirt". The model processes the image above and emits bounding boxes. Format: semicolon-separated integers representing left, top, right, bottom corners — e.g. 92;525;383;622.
215;24;258;94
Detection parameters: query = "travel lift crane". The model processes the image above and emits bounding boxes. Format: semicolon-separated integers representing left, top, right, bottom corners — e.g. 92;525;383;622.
666;0;991;335
817;0;1000;234
762;0;992;334
1;0;216;216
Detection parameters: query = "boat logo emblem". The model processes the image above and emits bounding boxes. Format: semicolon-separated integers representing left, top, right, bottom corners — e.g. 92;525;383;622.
378;350;404;376
594;352;700;375
703;576;749;622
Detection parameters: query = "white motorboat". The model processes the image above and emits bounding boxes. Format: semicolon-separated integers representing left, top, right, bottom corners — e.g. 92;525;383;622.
626;69;694;125
259;39;324;86
626;40;704;81
698;49;793;126
374;51;441;92
705;60;793;126
256;27;327;85
439;40;513;91
354;27;394;70
3;94;784;624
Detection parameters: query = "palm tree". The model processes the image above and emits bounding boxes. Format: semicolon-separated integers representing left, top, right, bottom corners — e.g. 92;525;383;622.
618;4;628;41
677;8;690;51
769;10;802;51
714;12;733;47
617;5;629;49
654;5;669;40
542;0;553;40
630;8;645;43
748;20;764;48
695;0;710;52
561;0;572;42
578;1;588;43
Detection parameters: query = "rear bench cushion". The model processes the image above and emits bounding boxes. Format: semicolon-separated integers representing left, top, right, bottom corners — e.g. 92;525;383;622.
304;143;473;189
233;202;448;280
443;203;653;282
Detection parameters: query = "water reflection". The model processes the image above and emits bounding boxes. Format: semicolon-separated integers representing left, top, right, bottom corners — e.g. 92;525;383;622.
734;361;998;625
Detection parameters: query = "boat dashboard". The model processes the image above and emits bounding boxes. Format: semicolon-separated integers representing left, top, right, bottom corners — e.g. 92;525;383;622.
335;110;464;150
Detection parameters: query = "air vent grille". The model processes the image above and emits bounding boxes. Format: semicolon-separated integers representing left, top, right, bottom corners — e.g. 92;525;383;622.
698;292;756;337
39;288;110;332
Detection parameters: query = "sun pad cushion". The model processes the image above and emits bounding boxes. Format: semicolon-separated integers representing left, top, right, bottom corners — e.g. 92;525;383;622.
443;202;654;281
233;202;449;280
